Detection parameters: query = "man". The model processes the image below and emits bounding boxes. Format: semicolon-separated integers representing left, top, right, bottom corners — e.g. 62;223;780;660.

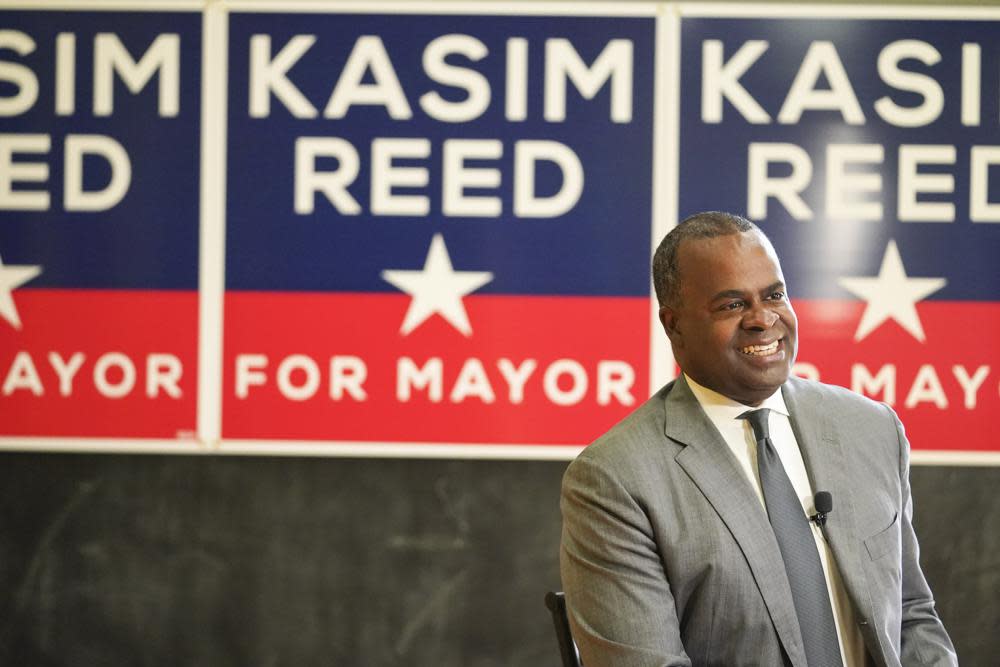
560;212;957;666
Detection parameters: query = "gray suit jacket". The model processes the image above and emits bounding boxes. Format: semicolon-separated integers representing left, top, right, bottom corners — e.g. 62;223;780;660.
560;375;957;667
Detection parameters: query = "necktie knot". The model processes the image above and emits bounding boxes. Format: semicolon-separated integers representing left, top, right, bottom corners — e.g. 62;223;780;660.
739;408;771;441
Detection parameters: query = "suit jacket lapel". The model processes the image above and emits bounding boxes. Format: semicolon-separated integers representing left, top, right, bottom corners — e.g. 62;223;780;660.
782;379;884;665
665;377;808;667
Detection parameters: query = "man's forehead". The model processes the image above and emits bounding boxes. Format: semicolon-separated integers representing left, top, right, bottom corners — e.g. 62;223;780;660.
677;231;785;290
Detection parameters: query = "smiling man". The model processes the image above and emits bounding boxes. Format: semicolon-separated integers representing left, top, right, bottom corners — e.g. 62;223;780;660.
559;212;956;666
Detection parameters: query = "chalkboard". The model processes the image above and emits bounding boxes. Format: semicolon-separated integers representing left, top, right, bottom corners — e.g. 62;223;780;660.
910;465;1000;661
0;453;995;665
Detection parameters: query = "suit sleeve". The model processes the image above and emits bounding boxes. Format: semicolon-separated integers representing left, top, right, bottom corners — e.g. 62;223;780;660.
886;405;958;666
559;453;691;667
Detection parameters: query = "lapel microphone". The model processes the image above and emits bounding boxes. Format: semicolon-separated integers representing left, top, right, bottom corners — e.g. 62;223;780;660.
810;491;833;527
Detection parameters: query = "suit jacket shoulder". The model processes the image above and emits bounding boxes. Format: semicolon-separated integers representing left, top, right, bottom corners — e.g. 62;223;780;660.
781;376;903;481
572;380;678;471
784;375;893;421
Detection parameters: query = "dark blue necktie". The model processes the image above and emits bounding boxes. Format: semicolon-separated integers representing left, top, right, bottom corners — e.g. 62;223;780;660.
739;408;844;667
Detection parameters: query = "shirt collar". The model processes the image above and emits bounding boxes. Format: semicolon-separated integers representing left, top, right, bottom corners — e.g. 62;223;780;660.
684;373;790;421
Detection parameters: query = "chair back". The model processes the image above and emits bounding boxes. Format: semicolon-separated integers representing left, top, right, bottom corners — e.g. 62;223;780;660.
544;591;582;667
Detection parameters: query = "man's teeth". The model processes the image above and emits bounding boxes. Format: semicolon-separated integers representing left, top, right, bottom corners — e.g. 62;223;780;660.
742;341;779;355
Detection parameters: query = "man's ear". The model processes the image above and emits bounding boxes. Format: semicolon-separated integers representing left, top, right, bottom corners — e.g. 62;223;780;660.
659;305;682;347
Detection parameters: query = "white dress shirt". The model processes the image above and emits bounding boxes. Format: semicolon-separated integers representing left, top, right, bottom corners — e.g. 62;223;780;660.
685;374;867;667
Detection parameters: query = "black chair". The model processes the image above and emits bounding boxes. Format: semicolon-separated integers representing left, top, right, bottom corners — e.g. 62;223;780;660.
544;591;582;667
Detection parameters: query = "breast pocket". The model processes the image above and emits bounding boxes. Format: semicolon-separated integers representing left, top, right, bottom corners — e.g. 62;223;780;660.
863;511;900;561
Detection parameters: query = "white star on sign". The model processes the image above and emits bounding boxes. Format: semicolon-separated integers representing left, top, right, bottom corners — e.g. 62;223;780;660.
837;240;946;342
381;234;493;337
0;254;42;330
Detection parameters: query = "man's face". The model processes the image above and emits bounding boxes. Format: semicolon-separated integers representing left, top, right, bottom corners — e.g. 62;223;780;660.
660;231;798;406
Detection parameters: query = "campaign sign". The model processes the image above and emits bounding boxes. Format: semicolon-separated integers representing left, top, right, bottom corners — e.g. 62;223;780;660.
678;13;1000;453
222;10;655;445
0;10;201;439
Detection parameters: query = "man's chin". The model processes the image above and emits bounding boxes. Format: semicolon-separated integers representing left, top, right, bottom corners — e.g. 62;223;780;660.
733;368;790;402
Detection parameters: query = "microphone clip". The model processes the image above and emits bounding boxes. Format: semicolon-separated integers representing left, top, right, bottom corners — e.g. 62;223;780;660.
809;510;830;527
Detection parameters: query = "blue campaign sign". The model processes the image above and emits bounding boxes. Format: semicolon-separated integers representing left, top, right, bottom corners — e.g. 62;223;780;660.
677;10;1000;455
0;8;202;439
224;10;655;298
221;8;658;444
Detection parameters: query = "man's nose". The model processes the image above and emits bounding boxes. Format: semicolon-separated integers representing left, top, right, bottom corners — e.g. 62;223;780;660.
742;304;779;330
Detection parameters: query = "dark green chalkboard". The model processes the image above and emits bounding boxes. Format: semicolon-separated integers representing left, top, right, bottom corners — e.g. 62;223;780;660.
0;453;995;665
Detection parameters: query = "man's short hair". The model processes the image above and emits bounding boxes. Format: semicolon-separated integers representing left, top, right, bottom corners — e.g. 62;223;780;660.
652;211;759;307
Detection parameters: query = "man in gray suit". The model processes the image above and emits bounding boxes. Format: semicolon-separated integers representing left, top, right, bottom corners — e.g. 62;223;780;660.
560;212;957;666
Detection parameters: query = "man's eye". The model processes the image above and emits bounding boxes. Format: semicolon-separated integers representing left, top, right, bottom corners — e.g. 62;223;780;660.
722;301;744;311
769;291;785;300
